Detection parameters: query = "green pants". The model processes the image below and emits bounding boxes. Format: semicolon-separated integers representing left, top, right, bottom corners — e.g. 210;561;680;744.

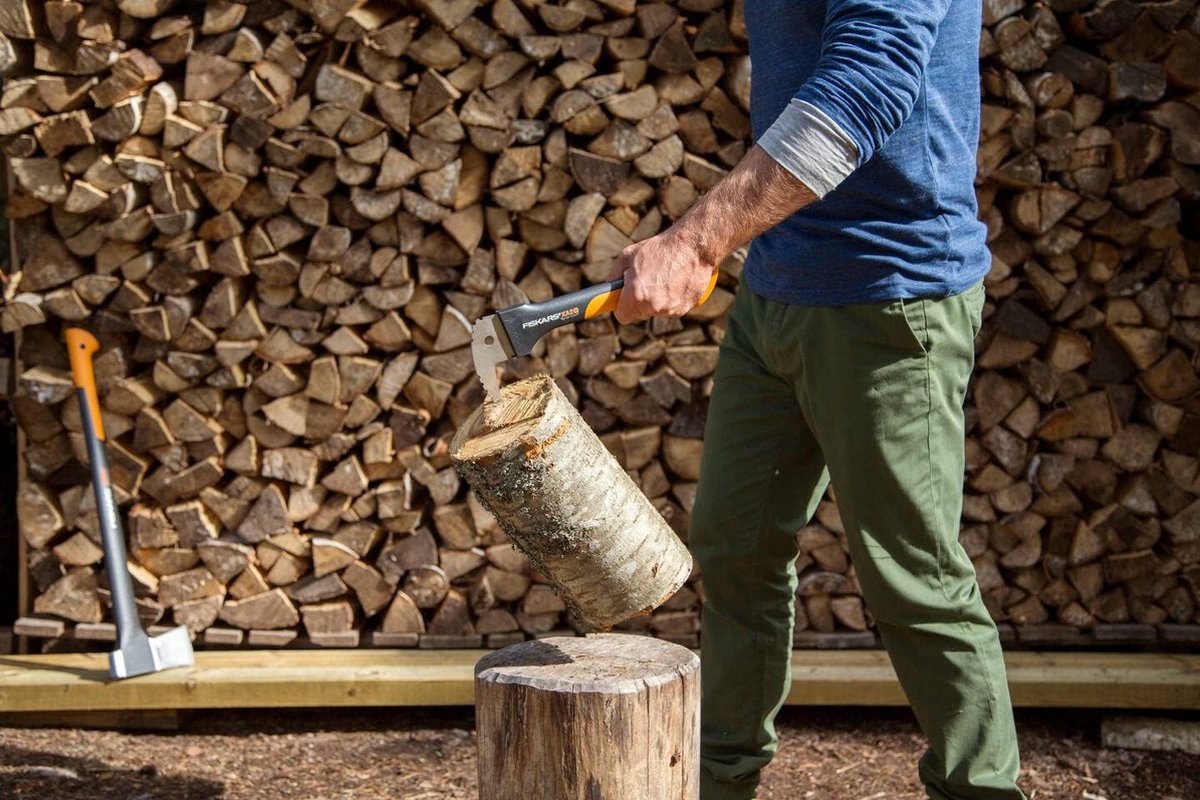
691;280;1025;800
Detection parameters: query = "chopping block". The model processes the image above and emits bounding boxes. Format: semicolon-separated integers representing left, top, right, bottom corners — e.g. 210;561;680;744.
475;634;700;800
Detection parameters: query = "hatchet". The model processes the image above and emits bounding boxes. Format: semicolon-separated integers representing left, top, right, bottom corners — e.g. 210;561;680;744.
470;272;719;402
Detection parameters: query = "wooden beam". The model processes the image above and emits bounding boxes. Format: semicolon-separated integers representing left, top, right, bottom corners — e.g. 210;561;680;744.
786;651;1200;709
0;650;1195;713
0;649;482;711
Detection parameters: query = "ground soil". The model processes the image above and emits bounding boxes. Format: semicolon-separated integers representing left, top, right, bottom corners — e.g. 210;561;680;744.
0;707;1195;799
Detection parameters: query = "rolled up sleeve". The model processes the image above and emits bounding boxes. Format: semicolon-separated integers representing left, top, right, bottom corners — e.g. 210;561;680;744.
758;100;859;198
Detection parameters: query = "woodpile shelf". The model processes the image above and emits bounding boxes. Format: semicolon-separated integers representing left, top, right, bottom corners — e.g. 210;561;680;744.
0;649;1195;713
1;0;1198;650
13;615;1200;651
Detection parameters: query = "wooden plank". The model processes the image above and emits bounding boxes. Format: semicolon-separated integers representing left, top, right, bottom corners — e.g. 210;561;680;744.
1000;652;1200;709
0;649;483;711
787;651;1200;709
0;650;1195;713
787;651;905;705
13;616;64;638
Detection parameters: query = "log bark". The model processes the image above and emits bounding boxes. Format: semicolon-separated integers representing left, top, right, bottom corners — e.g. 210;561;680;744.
452;376;691;630
475;634;699;800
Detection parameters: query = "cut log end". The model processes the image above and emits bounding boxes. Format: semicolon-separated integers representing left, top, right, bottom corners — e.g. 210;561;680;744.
475;632;699;693
451;374;557;460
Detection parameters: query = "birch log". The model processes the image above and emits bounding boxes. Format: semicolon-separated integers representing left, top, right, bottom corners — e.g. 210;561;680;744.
475;634;700;800
451;375;691;630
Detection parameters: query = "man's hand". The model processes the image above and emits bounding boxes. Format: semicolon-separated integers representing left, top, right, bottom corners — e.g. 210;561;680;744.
608;229;718;325
604;146;820;326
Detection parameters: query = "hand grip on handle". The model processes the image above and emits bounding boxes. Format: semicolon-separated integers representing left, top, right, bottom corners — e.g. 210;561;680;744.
66;327;105;442
582;270;719;320
497;271;721;357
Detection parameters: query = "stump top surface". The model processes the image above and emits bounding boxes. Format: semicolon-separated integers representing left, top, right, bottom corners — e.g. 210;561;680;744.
475;634;699;694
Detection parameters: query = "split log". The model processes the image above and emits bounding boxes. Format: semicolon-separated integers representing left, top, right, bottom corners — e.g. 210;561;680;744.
452;376;691;630
33;569;101;623
219;589;299;630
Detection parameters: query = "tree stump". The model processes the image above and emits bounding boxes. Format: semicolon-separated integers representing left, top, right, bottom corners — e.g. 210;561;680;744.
451;376;692;630
475;634;700;800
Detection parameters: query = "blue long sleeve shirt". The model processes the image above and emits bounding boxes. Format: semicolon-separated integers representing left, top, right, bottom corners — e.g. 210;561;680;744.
744;0;989;305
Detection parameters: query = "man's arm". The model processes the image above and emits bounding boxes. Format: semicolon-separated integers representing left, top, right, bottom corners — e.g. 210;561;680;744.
795;0;954;167
609;146;818;323
611;0;955;324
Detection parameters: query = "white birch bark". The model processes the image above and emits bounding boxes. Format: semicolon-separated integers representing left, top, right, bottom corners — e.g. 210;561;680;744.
451;375;692;631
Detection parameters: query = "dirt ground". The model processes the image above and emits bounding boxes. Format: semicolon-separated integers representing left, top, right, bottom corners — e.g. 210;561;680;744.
0;707;1195;800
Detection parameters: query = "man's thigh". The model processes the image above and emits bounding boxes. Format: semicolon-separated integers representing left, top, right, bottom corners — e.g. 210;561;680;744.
691;287;828;562
795;284;985;617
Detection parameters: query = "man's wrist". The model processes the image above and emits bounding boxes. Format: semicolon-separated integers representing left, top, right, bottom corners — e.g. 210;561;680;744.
668;209;730;268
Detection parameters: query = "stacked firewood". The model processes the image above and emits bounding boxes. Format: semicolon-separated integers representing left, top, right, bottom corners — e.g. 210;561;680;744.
3;0;1199;647
960;0;1200;634
792;0;1200;639
2;0;742;646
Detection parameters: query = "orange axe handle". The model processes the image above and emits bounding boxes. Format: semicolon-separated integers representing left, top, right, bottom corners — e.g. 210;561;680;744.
582;270;719;319
66;328;105;441
496;271;720;358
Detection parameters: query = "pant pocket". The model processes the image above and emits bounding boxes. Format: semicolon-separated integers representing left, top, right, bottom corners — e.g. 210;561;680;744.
966;280;986;340
896;297;930;355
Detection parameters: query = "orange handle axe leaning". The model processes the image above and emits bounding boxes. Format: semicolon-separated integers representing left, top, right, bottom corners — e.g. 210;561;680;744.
65;327;195;679
66;328;105;441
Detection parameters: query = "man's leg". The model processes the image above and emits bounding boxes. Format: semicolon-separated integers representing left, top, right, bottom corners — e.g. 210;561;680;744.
797;283;1026;800
691;287;830;800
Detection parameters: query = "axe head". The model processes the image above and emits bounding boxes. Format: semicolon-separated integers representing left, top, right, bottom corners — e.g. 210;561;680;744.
109;625;194;680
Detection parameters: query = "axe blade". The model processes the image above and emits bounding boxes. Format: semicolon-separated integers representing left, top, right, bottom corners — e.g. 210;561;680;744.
109;625;194;680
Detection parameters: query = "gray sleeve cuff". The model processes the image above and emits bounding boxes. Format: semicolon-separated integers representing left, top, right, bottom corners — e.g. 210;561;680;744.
756;100;860;198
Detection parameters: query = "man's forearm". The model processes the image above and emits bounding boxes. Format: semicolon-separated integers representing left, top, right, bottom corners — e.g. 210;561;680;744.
609;146;823;323
667;145;820;266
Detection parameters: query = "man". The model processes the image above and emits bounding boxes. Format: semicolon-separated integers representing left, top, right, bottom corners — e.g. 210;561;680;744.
610;2;1026;799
